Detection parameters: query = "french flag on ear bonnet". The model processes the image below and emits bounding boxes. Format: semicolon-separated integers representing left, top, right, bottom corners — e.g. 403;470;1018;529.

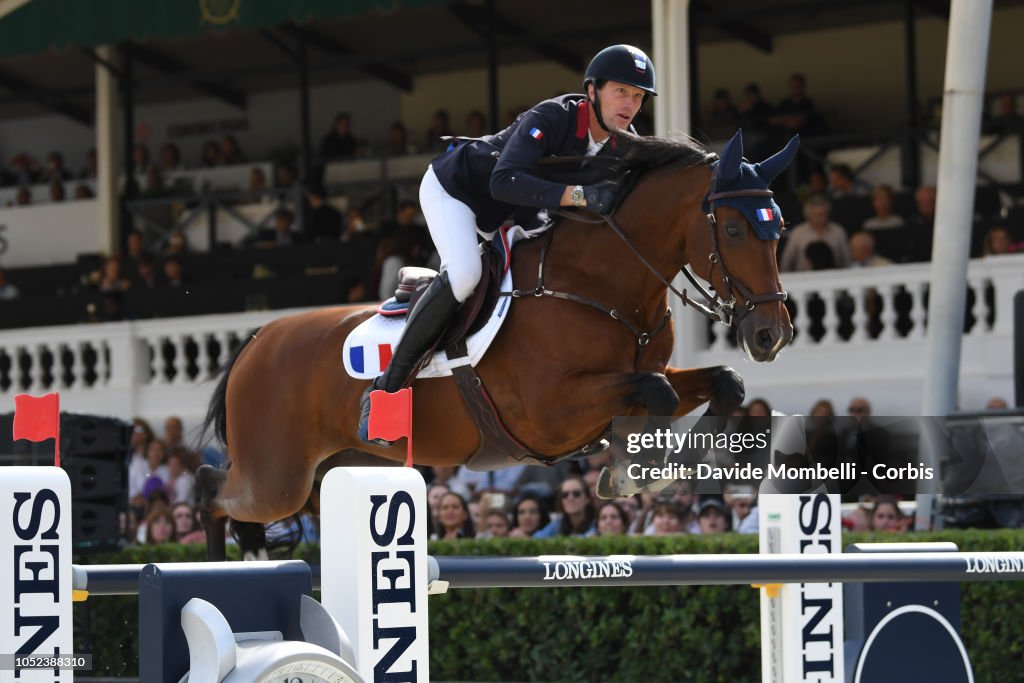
706;130;799;241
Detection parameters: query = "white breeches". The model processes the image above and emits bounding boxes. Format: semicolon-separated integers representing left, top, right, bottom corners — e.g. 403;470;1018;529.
419;165;482;303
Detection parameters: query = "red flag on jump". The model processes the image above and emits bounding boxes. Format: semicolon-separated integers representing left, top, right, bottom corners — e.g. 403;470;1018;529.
13;393;61;466
368;387;413;467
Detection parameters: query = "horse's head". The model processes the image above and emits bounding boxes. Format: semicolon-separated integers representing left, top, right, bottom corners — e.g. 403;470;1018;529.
689;130;797;362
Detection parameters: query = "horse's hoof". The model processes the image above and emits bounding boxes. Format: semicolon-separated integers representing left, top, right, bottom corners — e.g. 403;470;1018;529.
596;465;643;499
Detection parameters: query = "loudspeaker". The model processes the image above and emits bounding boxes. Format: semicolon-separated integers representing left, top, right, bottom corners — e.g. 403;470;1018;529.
66;456;126;500
60;414;131;456
72;502;124;552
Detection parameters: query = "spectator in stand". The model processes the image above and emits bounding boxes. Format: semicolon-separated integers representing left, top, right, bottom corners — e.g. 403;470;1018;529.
320;112;358;160
159;143;183;173
535;477;595;538
163;255;190;288
250;208;304;247
986;397;1009;410
509;493;551;538
164;448;195;505
482;510;511;538
42;151;71;184
127;418;156;500
274;163;298;190
163;416;185;451
141;164;168;198
386;122;410;156
171;502;205;544
649;500;685;535
828;164;863;198
0;268;19;300
982;226;1014;256
132;143;150;174
221;135;246;165
142;439;170;489
705;88;740;140
80;148;97;179
862;184;905;236
48;182;65;202
737;83;775;160
124;229;147;270
896;185;936;263
465;109;487;137
723;484;757;533
771;73;827;138
746;398;772;417
14;186;32;206
809;399;835;417
431;491;475;539
988;93;1020;132
9;152;39;186
308;185;343;242
375;200;432;299
595;501;629;536
849;231;891;267
779;194;851;272
164;230;189;258
144;508;176;545
423;109;454;154
200;139;222;167
74;183;94;200
98;256;131;292
426;483;450;529
870;497;909;532
697;499;730;534
247;167;269;202
134;253;160;289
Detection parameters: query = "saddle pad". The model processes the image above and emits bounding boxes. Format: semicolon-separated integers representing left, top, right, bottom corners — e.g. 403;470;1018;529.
342;222;548;381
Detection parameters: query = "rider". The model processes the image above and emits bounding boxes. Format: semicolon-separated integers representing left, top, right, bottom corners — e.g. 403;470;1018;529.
358;44;657;445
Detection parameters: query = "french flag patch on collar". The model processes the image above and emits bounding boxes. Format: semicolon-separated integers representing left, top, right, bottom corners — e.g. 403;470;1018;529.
757;208;774;221
529;127;544;140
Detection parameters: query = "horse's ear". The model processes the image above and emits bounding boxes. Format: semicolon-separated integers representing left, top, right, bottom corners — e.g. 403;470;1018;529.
757;134;800;183
717;129;744;182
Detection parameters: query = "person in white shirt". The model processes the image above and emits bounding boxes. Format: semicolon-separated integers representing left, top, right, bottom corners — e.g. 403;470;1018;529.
779;194;851;272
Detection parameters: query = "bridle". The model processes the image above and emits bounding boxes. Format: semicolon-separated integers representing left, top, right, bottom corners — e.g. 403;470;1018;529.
503;159;788;360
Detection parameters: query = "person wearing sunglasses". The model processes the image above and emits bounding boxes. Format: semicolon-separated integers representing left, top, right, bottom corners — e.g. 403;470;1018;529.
534;477;596;538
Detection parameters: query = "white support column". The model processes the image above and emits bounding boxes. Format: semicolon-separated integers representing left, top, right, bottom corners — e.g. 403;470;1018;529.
918;0;993;527
652;0;696;367
95;45;120;256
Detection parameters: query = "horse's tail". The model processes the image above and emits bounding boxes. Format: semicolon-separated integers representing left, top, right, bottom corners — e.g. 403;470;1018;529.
201;330;258;448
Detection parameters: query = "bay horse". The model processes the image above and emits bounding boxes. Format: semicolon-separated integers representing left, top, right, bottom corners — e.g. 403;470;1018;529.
196;129;797;559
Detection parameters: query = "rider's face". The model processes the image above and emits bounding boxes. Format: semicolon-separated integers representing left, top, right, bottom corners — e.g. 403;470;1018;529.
593;81;645;131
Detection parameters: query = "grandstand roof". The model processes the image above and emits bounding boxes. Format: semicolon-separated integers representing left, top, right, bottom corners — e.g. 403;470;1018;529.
0;0;1021;122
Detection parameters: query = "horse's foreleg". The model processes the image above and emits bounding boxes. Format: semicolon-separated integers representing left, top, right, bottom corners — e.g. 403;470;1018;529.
665;365;745;418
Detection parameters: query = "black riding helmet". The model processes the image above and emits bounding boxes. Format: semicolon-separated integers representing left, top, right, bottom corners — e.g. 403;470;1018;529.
583;44;657;132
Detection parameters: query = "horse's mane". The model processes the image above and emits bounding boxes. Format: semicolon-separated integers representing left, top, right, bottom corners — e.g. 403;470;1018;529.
536;131;714;186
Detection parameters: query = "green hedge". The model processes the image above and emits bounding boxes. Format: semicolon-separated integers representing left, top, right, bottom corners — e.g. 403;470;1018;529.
74;530;1024;682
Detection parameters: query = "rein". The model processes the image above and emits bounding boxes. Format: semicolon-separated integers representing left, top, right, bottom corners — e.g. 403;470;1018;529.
499;164;789;360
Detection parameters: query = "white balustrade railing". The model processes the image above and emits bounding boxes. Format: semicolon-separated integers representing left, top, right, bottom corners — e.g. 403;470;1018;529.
679;254;1023;415
0;255;1021;437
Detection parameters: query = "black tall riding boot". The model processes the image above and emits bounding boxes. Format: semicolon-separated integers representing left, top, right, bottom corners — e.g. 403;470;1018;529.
358;272;460;445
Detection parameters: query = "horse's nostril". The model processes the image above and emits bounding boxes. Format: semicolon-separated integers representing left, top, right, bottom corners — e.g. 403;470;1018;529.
756;327;775;351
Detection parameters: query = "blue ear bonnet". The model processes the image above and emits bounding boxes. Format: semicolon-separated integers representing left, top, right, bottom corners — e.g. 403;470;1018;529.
703;130;800;241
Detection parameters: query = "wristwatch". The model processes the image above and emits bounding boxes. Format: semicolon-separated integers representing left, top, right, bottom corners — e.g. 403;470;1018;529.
570;185;586;207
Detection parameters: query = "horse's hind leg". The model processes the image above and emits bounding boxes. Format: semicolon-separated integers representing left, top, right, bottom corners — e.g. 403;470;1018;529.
233;520;268;561
196;465;228;561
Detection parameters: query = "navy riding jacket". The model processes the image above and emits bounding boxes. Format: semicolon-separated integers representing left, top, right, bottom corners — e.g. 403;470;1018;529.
430;94;628;232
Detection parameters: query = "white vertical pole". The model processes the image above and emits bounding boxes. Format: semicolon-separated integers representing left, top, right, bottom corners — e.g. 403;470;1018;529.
918;0;993;528
652;0;697;366
95;45;120;256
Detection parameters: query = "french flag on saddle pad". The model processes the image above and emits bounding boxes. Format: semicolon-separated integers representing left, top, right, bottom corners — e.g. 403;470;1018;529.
757;208;774;222
529;127;544;140
349;343;393;375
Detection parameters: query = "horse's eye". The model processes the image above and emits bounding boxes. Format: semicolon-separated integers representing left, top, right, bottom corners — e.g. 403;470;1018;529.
724;222;742;238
